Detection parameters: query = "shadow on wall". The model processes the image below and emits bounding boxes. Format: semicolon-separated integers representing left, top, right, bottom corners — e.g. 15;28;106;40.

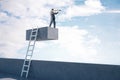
0;58;120;80
0;72;35;80
0;73;20;80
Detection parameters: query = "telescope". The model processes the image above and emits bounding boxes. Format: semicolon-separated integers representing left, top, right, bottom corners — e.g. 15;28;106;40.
53;9;61;12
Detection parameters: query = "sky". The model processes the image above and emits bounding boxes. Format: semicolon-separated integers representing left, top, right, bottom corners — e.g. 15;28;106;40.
0;0;120;65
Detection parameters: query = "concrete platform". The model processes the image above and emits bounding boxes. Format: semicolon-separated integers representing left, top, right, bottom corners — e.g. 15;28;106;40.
26;27;58;41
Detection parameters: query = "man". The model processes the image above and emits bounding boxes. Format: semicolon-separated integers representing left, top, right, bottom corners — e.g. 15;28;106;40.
49;8;60;28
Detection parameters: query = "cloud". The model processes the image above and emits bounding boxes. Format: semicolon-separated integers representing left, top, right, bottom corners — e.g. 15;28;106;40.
105;10;120;13
59;0;105;20
0;0;105;21
0;0;72;18
33;26;101;63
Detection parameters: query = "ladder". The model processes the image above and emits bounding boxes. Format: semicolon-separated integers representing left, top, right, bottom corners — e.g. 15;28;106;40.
21;27;38;78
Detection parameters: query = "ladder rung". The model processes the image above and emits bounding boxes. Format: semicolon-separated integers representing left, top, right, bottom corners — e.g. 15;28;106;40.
22;70;28;73
31;32;37;34
24;65;29;67
32;29;37;31
31;33;37;35
26;56;32;59
32;30;37;33
29;45;34;46
31;35;37;37
27;55;32;56
28;50;33;51
28;48;34;50
25;59;30;61
29;42;35;44
32;30;37;32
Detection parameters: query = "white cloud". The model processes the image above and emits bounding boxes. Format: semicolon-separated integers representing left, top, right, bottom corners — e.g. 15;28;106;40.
0;12;8;20
105;10;120;13
39;26;101;62
0;0;73;18
0;0;105;21
59;0;105;20
85;0;103;8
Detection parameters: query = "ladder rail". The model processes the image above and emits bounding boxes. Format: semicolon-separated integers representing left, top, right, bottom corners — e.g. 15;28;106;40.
21;27;38;78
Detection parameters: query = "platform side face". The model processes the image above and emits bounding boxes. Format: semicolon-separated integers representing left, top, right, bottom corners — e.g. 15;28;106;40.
26;27;58;41
47;27;58;40
37;27;47;40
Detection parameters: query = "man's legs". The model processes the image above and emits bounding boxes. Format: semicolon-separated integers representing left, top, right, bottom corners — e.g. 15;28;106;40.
53;19;56;28
49;20;52;27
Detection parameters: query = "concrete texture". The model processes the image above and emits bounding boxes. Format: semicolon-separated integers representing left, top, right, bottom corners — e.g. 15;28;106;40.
0;58;120;80
0;73;35;80
26;27;58;41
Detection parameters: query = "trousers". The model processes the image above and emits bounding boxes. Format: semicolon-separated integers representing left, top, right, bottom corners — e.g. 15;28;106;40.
49;17;56;28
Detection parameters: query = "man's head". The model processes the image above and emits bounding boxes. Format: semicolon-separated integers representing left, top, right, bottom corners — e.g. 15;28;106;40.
51;8;54;10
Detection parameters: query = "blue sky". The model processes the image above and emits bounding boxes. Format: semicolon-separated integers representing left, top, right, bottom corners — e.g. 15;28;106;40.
0;0;120;65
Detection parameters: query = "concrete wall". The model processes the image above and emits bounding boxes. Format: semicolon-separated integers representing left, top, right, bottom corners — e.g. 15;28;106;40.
0;58;120;80
0;58;23;76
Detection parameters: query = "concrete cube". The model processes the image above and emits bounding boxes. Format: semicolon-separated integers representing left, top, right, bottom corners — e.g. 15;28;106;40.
26;27;58;41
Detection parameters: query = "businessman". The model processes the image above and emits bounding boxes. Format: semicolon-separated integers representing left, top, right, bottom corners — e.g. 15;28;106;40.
49;8;61;28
